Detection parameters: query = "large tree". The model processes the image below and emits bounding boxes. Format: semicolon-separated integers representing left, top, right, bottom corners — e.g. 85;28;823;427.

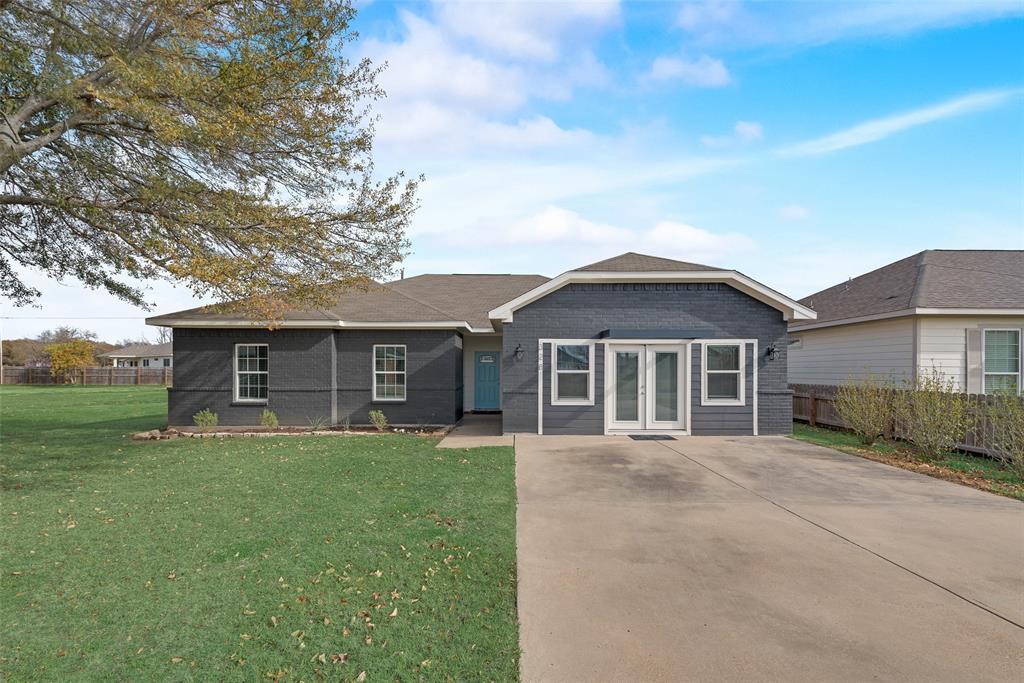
0;0;417;318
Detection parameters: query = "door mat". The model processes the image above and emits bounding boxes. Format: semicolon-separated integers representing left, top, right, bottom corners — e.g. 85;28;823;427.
629;434;676;441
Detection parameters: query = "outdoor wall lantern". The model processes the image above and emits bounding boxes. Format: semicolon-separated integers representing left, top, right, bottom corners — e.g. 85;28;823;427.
514;344;525;360
765;343;778;361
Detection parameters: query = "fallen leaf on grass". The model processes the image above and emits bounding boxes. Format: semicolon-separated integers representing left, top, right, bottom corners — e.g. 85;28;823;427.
330;653;349;664
356;672;366;681
388;608;398;618
166;571;176;581
269;616;279;627
170;656;184;664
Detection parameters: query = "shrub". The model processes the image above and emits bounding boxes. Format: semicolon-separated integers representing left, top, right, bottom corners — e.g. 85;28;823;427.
45;339;95;383
833;374;895;445
987;391;1024;477
896;368;968;457
368;409;388;432
193;408;218;431
306;415;330;431
260;408;279;430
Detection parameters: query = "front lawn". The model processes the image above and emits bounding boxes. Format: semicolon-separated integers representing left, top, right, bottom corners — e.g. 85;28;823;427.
0;386;518;681
791;422;1024;501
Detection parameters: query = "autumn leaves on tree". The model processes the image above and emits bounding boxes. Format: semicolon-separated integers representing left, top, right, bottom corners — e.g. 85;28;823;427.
0;1;419;319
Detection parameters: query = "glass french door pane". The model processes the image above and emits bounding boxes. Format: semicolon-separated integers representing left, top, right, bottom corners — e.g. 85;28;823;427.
654;352;678;421
615;352;639;421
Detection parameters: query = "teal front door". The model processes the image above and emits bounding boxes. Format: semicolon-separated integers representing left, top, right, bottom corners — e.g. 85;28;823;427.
474;351;501;410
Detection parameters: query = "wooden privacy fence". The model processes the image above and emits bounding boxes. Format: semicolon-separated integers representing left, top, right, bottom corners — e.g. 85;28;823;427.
1;366;172;386
791;383;1011;455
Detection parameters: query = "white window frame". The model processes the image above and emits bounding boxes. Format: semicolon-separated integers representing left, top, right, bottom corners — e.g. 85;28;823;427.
551;342;595;406
163;358;171;368
143;359;150;368
372;344;407;402
233;343;269;403
701;341;746;406
982;328;1022;396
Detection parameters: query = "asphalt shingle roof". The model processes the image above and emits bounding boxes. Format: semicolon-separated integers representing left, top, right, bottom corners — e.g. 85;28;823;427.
146;252;739;328
99;342;173;357
791;250;1024;328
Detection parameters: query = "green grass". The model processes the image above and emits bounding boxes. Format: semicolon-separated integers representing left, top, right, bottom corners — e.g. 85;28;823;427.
0;386;519;681
792;422;1024;501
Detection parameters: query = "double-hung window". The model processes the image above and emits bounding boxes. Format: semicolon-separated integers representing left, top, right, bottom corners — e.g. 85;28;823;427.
703;343;744;405
984;329;1020;395
552;343;593;404
235;344;268;402
373;345;406;401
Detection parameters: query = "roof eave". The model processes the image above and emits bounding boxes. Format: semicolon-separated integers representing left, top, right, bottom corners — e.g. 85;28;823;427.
789;307;1024;331
145;317;495;333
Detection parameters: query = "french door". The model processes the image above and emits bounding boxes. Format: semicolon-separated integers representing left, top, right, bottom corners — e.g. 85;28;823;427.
608;344;686;432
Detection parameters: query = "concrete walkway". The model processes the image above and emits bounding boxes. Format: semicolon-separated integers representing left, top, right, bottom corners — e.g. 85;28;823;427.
515;435;1024;682
436;413;513;448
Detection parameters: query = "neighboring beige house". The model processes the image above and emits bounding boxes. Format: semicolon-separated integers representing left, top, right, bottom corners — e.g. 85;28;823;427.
98;342;173;369
789;250;1023;394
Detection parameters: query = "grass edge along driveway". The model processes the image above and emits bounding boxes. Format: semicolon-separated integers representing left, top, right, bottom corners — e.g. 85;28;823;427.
0;386;518;681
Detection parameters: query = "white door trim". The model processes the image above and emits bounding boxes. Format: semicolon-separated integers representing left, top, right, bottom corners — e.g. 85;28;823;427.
604;341;689;435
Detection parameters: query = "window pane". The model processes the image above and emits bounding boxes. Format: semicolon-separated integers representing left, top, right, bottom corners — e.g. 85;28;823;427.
707;373;739;400
707;345;740;371
615;352;639;421
557;345;589;371
557;372;589;400
985;374;1019;395
985;331;1020;373
655;352;678;421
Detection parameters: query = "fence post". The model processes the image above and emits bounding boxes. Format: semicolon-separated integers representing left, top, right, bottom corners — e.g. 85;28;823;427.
809;388;817;427
135;367;141;385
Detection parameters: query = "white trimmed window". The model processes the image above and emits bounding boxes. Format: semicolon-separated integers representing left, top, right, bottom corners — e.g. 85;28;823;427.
235;344;268;402
143;359;150;367
702;343;745;405
552;343;593;405
163;358;171;368
373;345;407;401
983;329;1020;395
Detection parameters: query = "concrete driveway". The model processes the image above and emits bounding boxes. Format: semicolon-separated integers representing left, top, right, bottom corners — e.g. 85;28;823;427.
515;435;1024;682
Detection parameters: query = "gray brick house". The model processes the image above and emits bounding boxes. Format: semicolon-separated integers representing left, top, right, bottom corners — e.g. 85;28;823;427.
147;253;815;435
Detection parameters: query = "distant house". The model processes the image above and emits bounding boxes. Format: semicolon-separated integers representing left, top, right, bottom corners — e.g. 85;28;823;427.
98;342;173;369
789;250;1023;394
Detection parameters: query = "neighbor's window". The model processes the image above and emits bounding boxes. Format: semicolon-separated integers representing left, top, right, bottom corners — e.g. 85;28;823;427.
143;359;150;368
704;343;744;404
553;344;592;403
235;344;268;402
984;329;1020;395
163;358;171;368
373;345;407;401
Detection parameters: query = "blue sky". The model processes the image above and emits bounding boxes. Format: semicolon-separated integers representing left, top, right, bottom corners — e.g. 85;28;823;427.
3;0;1023;341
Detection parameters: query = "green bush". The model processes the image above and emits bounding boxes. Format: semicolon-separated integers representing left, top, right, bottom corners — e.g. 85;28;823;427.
833;374;895;445
988;391;1024;476
260;408;279;429
368;409;388;432
896;368;968;457
192;408;218;431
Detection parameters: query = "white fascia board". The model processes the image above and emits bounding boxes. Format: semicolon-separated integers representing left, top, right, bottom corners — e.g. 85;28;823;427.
790;308;1024;332
145;318;494;333
488;271;816;322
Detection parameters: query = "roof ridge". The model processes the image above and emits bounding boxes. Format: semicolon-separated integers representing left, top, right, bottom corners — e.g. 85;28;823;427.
908;250;930;308
380;282;465;321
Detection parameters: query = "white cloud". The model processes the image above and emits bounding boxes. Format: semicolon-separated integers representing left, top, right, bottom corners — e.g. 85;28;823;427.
363;12;526;115
778;88;1021;157
434;0;620;62
700;120;763;147
439;206;755;268
778;204;810;220
674;0;1023;50
647;55;731;87
505;206;633;244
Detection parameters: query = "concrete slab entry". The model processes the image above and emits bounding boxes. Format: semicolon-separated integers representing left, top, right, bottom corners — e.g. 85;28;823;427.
515;434;1024;683
436;413;513;448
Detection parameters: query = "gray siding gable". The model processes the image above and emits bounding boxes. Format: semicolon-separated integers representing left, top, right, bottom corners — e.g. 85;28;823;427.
502;282;791;435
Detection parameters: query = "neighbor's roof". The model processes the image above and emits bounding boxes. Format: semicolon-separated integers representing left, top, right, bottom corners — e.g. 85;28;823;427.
99;342;172;358
791;250;1024;329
